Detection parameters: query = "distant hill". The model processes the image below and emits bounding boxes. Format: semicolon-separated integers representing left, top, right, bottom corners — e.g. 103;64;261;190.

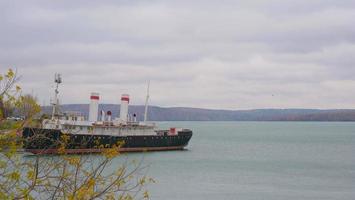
41;104;355;121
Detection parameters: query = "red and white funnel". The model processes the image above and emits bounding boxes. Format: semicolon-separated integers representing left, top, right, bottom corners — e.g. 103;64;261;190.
119;94;129;123
89;92;99;122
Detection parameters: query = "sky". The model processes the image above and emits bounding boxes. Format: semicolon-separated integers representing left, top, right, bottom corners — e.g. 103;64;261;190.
1;0;355;110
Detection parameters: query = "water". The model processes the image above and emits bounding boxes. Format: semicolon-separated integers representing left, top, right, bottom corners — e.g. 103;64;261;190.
121;122;355;200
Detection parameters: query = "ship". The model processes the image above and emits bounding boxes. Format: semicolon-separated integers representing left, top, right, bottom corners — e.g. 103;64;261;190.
22;74;193;154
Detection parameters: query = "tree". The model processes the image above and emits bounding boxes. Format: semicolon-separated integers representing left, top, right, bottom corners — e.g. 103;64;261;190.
0;69;21;120
16;94;41;120
0;69;153;199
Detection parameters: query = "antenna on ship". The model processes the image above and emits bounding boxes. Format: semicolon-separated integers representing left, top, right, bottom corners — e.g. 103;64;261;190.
51;73;62;120
144;80;150;122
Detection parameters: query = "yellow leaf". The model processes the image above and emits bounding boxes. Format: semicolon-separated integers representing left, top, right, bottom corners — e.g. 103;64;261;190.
139;176;146;185
8;171;20;181
103;147;120;159
88;178;96;187
67;157;80;166
58;145;66;154
27;170;34;180
143;190;150;199
6;69;14;78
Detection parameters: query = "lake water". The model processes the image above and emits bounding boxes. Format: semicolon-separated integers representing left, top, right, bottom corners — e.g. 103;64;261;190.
123;122;355;200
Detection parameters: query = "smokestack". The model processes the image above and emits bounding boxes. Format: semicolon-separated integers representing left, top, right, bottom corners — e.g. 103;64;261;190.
89;92;99;122
119;94;129;123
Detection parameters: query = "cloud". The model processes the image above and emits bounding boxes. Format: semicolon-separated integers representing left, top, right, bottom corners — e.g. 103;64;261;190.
0;0;354;109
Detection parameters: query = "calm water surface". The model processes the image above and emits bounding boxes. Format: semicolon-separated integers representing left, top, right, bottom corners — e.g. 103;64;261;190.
120;122;355;200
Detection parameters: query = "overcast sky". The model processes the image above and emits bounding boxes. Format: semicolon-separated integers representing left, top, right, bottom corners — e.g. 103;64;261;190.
1;0;355;110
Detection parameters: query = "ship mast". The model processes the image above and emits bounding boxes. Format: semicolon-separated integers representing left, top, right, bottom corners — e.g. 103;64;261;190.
144;81;150;122
51;73;62;120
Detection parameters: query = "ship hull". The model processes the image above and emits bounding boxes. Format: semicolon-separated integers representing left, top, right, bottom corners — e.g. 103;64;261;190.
22;128;192;155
